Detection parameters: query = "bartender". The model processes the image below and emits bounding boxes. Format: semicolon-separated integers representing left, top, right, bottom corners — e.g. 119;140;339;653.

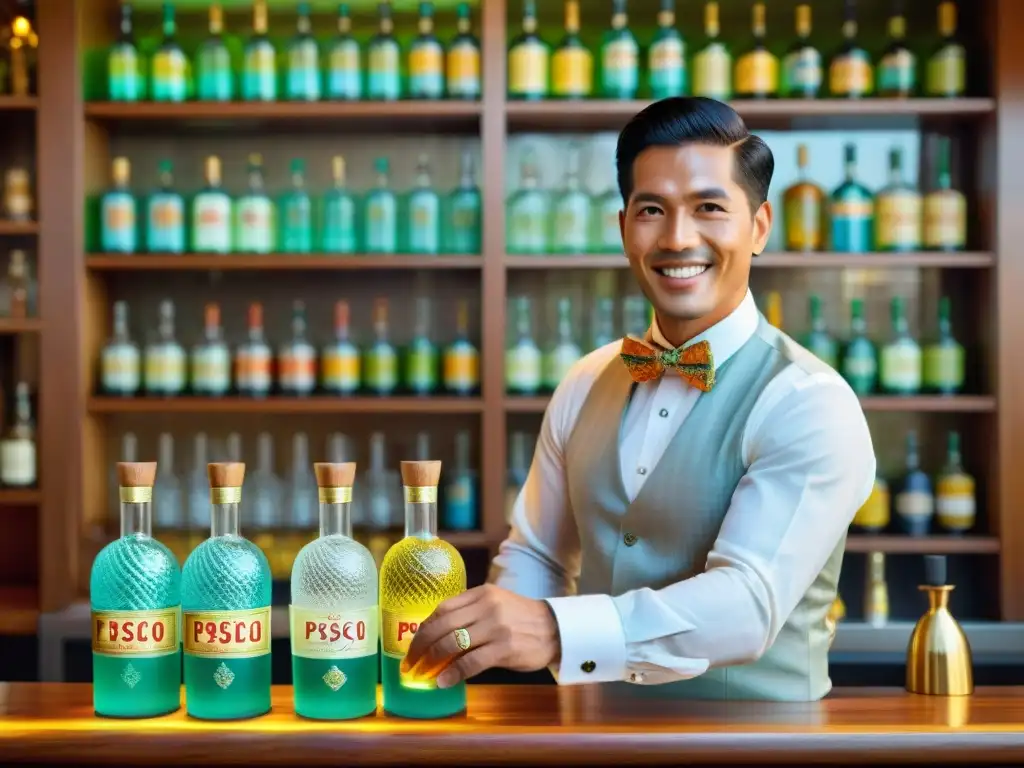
402;97;875;701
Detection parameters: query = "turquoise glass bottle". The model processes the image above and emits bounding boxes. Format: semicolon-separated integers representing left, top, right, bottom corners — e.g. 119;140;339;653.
321;156;358;254
196;3;233;101
367;1;401;100
150;2;187;103
408;155;440;255
600;0;639;99
235;154;274;254
443;431;477;531
101;157;137;254
326;4;362;100
280;159;313;253
145;160;184;254
448;150;481;254
108;2;142;101
91;462;181;718
840;298;877;395
648;0;686;99
801;294;838;368
287;2;321;101
243;0;277;102
365;158;397;254
830;144;873;252
506;150;548;254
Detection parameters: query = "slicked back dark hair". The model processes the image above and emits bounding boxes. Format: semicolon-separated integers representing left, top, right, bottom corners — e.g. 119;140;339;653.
615;97;774;214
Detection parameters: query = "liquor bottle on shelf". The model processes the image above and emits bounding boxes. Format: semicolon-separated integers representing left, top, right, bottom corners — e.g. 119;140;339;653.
923;137;966;251
877;1;915;97
507;0;548;101
409;1;444;100
234;154;273;254
895;430;934;536
288;433;317;532
782;144;826;252
101;301;141;397
408;154;441;254
446;3;480;100
544;297;582;391
864;552;889;628
448;150;481;254
280;159;313;253
406;296;439;396
551;145;590;253
781;4;821;99
2;249;31;318
880;296;922;395
182;463;272;720
735;2;777;99
830;144;873;253
692;2;731;101
763;291;783;329
802;295;838;369
150;2;187;103
191;302;231;397
927;2;965;98
242;0;277;102
145;160;184;254
364;432;397;540
101;157;137;254
648;0;685;100
444;431;477;531
592;183;622;253
600;0;638;100
326;3;361;101
3;167;32;222
367;1;401;101
591;296;616;350
287;1;320;102
444;299;479;395
153;433;184;535
322;300;361;395
923;297;965;394
192;156;232;254
365;297;399;396
196;2;232;102
840;298;877;395
236;302;273;398
187;433;210;539
91;462;181;718
622;294;648;338
108;1;142;102
381;460;467;718
936;430;975;534
506;296;542;395
290;462;378;720
0;382;35;488
852;467;890;532
365;158;398;254
321;156;358;254
144;300;186;398
414;432;431;462
506;432;531;526
875;147;922;252
551;0;592;100
279;300;317;397
248;433;282;557
506;149;548;254
829;0;872;98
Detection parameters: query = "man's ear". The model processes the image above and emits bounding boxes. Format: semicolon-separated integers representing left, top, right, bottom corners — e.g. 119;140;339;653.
752;200;772;256
618;207;626;247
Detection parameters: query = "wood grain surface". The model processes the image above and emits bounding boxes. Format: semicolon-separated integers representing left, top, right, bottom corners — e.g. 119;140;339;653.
2;684;1024;765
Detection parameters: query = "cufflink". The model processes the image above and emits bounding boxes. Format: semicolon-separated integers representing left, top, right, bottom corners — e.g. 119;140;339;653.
580;660;596;674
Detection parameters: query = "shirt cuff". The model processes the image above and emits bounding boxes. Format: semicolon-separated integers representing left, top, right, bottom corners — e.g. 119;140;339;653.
544;594;628;685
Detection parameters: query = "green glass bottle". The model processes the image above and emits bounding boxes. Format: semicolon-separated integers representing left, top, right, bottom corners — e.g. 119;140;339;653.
101;157;137;254
923;297;965;395
408;155;440;255
326;4;362;100
830;144;873;253
448;150;481;254
192;156;232;254
506;150;548;254
405;297;439;395
926;2;965;97
840;298;877;395
364;298;398;396
242;0;277;102
365;158;397;254
879;297;921;395
321;156;358;254
551;145;590;253
877;3;915;97
551;1;592;99
601;0;639;99
505;296;542;395
592;185;622;253
648;0;686;99
781;4;821;98
287;1;321;101
874;147;921;252
447;3;480;100
829;0;873;98
544;298;582;391
150;2;187;103
234;154;274;255
692;2;731;101
108;2;142;102
367;1;401;101
443;299;479;395
196;3;233;101
409;2;444;100
802;295;838;369
507;0;549;100
145;160;184;254
280;159;313;253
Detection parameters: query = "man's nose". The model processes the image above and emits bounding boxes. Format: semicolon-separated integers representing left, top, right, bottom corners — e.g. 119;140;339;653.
657;211;702;252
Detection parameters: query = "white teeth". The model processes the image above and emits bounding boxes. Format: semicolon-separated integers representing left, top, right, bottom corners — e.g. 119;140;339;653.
659;265;708;279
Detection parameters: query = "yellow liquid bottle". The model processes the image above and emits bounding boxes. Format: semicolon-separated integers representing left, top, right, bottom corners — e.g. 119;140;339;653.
380;460;467;718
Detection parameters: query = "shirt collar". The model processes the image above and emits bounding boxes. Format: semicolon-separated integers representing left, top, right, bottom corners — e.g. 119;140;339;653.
649;289;759;370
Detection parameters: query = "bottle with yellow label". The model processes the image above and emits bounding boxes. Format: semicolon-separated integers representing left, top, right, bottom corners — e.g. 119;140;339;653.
508;0;549;100
551;0;592;99
877;4;916;97
763;290;783;329
829;0;873;98
600;0;639;99
321;300;361;395
381;460;467;718
880;296;922;395
447;3;480;99
923;296;965;394
782;4;821;98
923;137;966;251
926;1;965;97
443;299;480;395
853;471;890;532
182;463;272;720
734;3;777;99
874;147;921;252
409;1;445;99
936;431;975;534
91;462;182;718
150;2;188;103
782;144;826;252
692;2;731;101
864;552;889;628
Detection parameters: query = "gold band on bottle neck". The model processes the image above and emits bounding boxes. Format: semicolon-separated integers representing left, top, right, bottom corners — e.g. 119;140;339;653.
403;485;438;504
210;486;242;504
318;486;353;504
119;486;153;503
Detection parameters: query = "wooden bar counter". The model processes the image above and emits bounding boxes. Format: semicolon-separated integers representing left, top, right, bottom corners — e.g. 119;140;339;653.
2;684;1024;766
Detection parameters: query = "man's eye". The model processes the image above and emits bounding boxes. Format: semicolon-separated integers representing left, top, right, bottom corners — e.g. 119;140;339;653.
638;206;662;216
697;202;725;213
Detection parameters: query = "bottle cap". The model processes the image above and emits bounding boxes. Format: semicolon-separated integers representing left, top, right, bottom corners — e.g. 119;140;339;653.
208;462;245;488
117;462;157;488
401;460;441;487
924;555;947;587
314;462;356;488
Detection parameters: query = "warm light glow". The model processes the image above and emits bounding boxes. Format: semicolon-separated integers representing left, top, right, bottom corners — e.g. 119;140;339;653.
11;16;31;38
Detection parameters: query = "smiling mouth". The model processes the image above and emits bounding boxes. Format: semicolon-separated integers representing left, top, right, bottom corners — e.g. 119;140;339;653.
653;264;710;279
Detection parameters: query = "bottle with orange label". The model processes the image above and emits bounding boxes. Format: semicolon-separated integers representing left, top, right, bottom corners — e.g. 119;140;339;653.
447;3;480;99
734;2;778;99
91;462;182;718
235;302;273;398
507;0;549;100
381;460;467;718
322;300;361;395
279;300;317;396
444;299;479;395
829;0;873;98
551;0;592;99
182;463;272;720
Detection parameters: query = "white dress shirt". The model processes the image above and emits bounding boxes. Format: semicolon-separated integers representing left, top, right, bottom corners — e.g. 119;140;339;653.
489;289;876;685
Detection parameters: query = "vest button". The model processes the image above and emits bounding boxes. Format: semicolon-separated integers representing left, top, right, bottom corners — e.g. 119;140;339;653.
581;660;596;674
623;532;638;546
659;408;669;418
637;466;647;475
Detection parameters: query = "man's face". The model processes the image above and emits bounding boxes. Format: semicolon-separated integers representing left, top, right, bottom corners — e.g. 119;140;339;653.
619;143;771;324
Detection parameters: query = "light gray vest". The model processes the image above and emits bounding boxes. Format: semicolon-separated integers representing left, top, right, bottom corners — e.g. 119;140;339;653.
565;316;845;701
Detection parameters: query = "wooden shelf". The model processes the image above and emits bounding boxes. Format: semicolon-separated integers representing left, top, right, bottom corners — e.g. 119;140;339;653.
846;535;1001;554
0;95;37;112
505;253;994;269
86;254;481;271
0;318;42;334
0;585;38;635
88;396;484;414
0;488;41;505
506;395;996;414
0;221;38;236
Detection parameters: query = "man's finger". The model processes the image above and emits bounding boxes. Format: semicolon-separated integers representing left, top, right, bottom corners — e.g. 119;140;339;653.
429;585;489;618
406;617;495;680
402;603;486;672
436;643;504;689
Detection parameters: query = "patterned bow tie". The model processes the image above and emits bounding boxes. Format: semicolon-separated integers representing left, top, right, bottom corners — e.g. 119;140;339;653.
619;336;715;392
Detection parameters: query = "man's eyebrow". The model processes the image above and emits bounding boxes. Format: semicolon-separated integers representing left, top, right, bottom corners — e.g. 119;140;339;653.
689;187;731;201
630;192;669;205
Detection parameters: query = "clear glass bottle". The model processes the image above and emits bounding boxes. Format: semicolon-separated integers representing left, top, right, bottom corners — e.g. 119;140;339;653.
235;154;274;255
365;158;397;254
145;159;185;254
874;147;922;252
864;552;889;628
505;296;542;395
235;302;273;398
280;159;313;253
101;157;137;254
326;3;361;101
544;297;581;391
364;297;398;395
187;433;211;536
279;300;317;396
182;463;272;720
248;432;283;557
408;155;441;255
506;149;548;254
150;1;187;103
409;1;444;99
153;433;184;534
648;0;686;99
143;300;186;397
321;300;361;395
0;382;36;487
242;0;277;102
367;1;401;100
288;432;317;532
879;296;921;395
101;300;141;397
935;430;975;534
446;2;480;99
191;156;232;254
196;2;232;101
507;0;548;100
923;296;965;394
443;431;477;531
505;432;530;525
443;299;479;395
551;145;590;253
448;150;481;254
108;1;142;101
191;302;231;397
321;156;358;254
287;1;320;101
405;296;438;395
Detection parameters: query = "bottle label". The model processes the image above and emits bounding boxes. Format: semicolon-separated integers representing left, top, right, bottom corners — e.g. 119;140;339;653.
552;47;592;97
875;192;922;250
322;347;360;391
282;199;313;252
183;608;271;658
102;346;141;393
328;43;362;99
842;352;877;391
365;199;397;252
878;49;916;93
784;192;823;251
853;481;890;530
544;344;581;389
368;43;400;99
147;195;184;253
447;42;480;97
322;197;358;252
508;41;548;96
936;476;975;529
830;199;874;252
553;201;588;251
506;344;541;391
449;198;481;253
381;607;431;658
243;45;277;100
280;345;317;392
409;42;444;97
409;196;440;252
648;38;685;98
144;347;186;393
192;194;232;253
601;38;639;94
365;347;398;391
830;54;872;96
923;345;965;390
923;193;966;249
289;605;379;660
92;608;179;657
508;197;548;252
151;50;187;101
108;48;142;100
880;345;922;391
927;45;965;96
235;197;273;253
288;42;320;99
406;346;437;390
783;48;822;93
865;589;889;627
192;347;231;393
735;50;777;96
896;490;933;520
236;346;272;393
444;346;479;391
103;196;136;252
692;46;731;100
197;48;233;100
0;438;35;486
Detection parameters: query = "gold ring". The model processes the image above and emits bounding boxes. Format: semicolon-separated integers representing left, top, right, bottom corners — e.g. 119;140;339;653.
454;627;471;652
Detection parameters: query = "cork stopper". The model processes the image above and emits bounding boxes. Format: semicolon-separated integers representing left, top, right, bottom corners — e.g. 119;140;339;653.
117;462;157;488
208;462;245;488
315;462;356;488
400;460;441;487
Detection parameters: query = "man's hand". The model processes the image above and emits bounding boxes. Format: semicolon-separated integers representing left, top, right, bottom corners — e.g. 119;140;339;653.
400;584;561;689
